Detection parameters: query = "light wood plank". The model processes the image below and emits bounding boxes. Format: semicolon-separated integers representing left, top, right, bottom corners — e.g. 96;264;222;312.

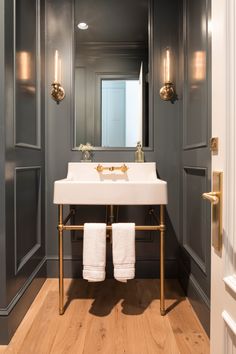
167;297;209;354
2;279;52;354
0;279;210;354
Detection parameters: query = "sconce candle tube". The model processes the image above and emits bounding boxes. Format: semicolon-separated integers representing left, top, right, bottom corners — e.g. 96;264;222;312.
54;50;59;82
164;48;171;83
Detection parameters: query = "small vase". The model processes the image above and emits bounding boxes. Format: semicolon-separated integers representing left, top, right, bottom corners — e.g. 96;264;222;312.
81;150;92;162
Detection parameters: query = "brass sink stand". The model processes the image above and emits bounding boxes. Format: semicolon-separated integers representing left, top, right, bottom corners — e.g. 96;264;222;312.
57;205;166;316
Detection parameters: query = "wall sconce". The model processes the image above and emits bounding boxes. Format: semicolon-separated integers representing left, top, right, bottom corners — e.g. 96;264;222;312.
51;50;65;104
159;47;177;104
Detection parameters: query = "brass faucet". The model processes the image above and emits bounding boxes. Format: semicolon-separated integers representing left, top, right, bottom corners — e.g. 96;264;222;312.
95;164;128;173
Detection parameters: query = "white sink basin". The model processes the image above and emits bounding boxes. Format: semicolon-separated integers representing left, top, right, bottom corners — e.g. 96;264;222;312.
53;162;167;205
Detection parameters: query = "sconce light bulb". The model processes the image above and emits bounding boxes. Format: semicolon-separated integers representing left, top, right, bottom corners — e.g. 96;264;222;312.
78;22;88;30
164;47;172;83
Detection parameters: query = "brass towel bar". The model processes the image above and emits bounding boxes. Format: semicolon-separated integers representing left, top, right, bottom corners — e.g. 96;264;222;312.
59;224;165;232
95;164;128;173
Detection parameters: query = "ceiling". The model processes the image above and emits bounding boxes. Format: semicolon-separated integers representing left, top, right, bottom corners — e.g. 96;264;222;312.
75;0;149;43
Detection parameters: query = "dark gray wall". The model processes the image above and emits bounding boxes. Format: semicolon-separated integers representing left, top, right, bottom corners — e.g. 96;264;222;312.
45;0;181;278
0;0;46;344
178;0;211;334
154;0;181;240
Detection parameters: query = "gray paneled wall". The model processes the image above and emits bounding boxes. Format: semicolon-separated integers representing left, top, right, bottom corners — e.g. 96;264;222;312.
178;0;211;334
45;0;181;278
154;0;181;240
0;0;46;344
15;167;41;274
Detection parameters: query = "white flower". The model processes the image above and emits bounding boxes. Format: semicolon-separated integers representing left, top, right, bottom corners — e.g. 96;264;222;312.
79;142;93;151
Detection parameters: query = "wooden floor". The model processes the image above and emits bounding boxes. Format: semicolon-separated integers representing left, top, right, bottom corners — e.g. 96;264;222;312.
0;279;209;354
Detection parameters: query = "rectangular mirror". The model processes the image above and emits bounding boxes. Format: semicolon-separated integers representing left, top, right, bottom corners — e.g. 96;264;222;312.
73;0;153;149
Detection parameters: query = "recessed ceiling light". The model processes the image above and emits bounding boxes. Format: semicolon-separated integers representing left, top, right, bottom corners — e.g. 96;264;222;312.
77;22;88;30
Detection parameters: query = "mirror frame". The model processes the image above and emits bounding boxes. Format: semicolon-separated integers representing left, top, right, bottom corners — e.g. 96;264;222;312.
72;0;154;151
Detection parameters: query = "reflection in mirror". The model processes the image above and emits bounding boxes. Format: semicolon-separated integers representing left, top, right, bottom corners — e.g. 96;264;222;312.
101;78;142;147
74;0;151;148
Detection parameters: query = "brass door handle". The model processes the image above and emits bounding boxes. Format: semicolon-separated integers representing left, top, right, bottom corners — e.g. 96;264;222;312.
202;171;223;251
202;192;220;205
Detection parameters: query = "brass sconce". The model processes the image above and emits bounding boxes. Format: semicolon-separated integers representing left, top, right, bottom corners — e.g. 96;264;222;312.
51;50;65;104
159;47;177;104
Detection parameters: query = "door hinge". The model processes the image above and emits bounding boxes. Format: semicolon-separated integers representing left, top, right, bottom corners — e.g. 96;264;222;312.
210;137;219;154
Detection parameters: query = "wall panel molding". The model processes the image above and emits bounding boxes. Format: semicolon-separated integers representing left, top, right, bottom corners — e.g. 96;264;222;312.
222;310;236;336
183;166;208;274
183;244;206;274
179;258;210;334
0;259;46;345
224;275;236;296
13;0;41;149
14;166;41;274
182;0;209;150
222;310;236;353
0;257;46;315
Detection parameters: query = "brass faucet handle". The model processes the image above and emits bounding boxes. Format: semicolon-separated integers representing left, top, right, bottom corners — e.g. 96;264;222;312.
120;164;128;173
96;164;103;172
202;191;220;205
95;164;129;173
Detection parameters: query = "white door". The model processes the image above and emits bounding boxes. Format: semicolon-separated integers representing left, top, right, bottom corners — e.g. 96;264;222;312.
138;62;143;143
101;80;126;147
211;0;236;353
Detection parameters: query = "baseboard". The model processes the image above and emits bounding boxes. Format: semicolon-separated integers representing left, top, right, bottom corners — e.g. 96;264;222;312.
178;260;210;336
0;258;46;345
46;257;178;279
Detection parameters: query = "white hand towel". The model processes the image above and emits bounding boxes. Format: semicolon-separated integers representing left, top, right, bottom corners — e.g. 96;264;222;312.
83;223;106;282
112;223;135;282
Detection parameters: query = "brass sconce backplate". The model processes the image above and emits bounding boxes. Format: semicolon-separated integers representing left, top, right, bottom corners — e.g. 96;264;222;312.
159;83;177;104
51;82;65;104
